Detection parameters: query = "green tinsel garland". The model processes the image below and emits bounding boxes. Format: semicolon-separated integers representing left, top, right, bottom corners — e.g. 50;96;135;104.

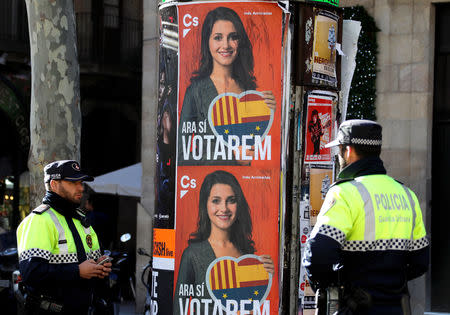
343;6;380;120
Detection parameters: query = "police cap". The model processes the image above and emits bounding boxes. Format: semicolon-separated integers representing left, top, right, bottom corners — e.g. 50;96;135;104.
44;160;94;183
325;119;382;148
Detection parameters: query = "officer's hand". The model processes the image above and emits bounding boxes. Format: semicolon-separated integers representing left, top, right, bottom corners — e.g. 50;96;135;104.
260;255;275;274
79;259;106;279
96;256;112;279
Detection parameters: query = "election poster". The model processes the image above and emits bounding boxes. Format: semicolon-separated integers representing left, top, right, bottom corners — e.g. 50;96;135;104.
311;10;339;87
304;94;333;164
174;167;279;314
176;1;284;169
172;2;287;314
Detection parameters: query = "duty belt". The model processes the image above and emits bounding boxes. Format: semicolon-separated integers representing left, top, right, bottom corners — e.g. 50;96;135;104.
39;300;64;313
26;293;64;313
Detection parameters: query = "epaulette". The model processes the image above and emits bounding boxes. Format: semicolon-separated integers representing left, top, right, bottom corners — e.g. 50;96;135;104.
32;204;50;215
394;179;404;185
330;178;354;188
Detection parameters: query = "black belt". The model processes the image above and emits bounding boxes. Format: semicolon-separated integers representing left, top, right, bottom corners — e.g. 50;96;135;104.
39;300;64;313
26;293;64;313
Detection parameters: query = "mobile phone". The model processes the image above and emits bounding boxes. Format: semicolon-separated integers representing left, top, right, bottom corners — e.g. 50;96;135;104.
97;256;113;265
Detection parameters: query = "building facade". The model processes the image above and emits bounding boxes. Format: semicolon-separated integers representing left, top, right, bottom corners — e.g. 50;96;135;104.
0;0;143;226
340;1;448;313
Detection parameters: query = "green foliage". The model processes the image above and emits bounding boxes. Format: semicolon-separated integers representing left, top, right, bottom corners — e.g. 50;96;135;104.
343;6;379;120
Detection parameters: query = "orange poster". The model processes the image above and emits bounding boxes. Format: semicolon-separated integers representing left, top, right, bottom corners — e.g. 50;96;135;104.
174;167;279;314
172;2;287;314
177;1;283;169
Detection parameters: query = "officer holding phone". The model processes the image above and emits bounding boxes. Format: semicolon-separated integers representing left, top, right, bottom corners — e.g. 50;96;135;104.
17;160;112;314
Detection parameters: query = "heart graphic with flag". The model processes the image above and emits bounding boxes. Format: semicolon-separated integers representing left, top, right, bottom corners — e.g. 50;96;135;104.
205;255;272;312
208;91;274;147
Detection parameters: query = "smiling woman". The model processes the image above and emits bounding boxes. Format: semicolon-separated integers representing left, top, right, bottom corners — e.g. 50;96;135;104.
173;170;274;315
187;171;254;255
208;21;239;76
178;7;276;166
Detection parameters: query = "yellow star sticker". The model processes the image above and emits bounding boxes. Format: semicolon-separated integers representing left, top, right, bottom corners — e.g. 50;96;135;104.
256;126;261;131
249;298;253;301
223;293;228;299
254;290;259;296
225;129;229;134
250;133;254;137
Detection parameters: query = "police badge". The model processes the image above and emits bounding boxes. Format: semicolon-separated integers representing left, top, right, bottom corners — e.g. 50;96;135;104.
86;235;93;248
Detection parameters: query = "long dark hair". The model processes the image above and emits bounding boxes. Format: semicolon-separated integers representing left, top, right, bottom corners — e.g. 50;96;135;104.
189;170;255;254
191;7;257;91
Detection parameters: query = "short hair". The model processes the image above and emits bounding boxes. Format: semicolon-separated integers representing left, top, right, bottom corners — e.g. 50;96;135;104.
341;144;381;159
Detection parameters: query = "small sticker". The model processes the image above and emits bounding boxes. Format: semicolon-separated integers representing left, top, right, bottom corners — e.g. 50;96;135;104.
72;163;80;171
321;196;336;215
305;18;313;44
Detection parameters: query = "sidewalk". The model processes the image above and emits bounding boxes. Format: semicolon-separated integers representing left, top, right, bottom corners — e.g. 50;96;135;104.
119;300;137;315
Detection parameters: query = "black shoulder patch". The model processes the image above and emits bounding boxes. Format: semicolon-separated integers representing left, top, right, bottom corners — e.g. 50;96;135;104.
32;204;50;215
330;178;354;188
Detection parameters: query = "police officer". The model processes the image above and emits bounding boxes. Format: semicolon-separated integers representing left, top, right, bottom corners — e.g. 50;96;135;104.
17;160;112;314
303;120;429;314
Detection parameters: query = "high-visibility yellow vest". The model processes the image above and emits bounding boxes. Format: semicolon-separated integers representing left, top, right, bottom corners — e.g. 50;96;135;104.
311;174;428;251
17;206;101;263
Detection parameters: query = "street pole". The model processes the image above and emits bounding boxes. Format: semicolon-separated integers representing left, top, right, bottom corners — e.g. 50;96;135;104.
136;0;160;312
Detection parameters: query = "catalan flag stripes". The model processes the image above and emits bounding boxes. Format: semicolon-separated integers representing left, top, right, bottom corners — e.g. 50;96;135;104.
212;94;271;127
209;258;269;290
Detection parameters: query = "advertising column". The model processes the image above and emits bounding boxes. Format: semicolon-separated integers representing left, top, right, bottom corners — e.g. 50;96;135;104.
155;1;288;314
295;2;342;314
153;3;179;314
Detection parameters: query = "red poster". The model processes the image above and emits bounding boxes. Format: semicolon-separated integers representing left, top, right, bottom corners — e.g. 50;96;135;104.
174;2;286;314
304;94;333;164
174;167;279;314
177;1;283;169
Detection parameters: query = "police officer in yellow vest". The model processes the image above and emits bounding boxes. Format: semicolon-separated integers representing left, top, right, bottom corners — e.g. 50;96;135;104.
303;120;429;315
17;160;112;314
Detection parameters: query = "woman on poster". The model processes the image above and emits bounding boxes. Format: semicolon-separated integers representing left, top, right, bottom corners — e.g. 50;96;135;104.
174;170;274;314
178;6;276;166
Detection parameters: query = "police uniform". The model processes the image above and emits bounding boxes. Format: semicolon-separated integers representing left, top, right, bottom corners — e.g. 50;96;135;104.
303;120;429;314
17;161;102;314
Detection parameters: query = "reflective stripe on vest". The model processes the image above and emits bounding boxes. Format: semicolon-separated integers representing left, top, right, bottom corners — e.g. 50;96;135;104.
350;180;376;242
401;185;417;243
82;225;90;235
76;210;92;236
47;209;69;255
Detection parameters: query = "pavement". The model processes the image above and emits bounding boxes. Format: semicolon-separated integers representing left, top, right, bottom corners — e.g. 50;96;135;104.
119;300;138;315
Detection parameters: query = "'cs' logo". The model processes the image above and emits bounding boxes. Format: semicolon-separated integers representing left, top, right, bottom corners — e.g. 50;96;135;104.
182;14;198;38
180;175;196;199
